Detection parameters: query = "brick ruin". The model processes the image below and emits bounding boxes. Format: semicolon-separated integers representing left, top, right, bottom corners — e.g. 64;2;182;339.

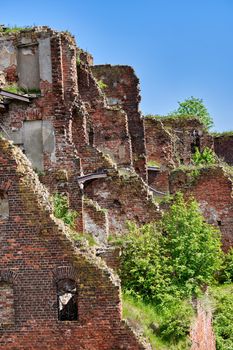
0;26;232;349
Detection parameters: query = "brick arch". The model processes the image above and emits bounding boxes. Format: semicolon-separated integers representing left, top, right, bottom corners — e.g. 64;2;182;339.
52;266;78;283
0;270;19;284
0;180;12;192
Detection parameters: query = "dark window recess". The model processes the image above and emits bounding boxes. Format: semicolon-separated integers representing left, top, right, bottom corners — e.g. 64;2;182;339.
88;127;94;146
191;131;200;154
57;279;78;321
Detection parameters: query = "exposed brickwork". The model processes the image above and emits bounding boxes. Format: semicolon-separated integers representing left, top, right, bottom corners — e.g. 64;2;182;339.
145;117;213;193
0;138;148;350
190;299;216;350
84;170;160;233
92;65;147;180
214;134;233;165
96;246;121;271
77;56;133;168
83;197;109;244
169;166;233;252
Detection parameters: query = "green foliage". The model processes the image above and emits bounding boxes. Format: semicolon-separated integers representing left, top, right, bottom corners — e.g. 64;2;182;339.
168;96;213;129
218;249;233;284
119;194;222;344
210;284;233;350
52;193;78;228
122;293;191;350
192;147;216;166
160;193;222;297
120;222;169;303
158;299;194;343
3;83;41;95
70;231;96;246
0;26;32;34
97;79;108;90
120;194;222;302
147;160;161;167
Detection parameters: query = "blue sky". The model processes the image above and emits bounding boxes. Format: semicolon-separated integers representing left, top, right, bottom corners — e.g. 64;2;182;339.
1;0;233;131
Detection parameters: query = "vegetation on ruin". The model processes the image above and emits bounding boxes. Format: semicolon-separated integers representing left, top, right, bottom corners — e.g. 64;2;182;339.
69;231;97;247
0;25;32;34
191;147;217;166
211;130;233;138
97;79;108;90
52;193;78;229
147;160;161;167
210;284;233;350
145;96;213;130
122;293;191;350
118;193;223;347
3;83;41;95
168;96;214;129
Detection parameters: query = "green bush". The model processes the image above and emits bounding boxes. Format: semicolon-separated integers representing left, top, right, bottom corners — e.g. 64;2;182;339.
218;249;233;284
211;285;233;350
119;193;223;344
160;193;223;297
120;194;222;302
52;193;78;228
158;299;194;342
192;147;216;165
120;222;169;303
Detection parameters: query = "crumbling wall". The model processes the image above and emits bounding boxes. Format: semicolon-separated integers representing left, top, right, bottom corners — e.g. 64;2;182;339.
190;299;216;350
214;134;233;165
169;166;233;251
83;197;109;244
0;138;148;350
92;65;147;180
145;117;213;193
77;53;133;168
0;28;83;231
84;170;160;233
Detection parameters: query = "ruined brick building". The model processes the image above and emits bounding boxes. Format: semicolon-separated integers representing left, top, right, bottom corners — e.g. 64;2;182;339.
0;26;232;349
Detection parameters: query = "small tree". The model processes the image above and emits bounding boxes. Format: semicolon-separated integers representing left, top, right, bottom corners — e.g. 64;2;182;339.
160;193;223;296
120;193;222;301
169;96;213;129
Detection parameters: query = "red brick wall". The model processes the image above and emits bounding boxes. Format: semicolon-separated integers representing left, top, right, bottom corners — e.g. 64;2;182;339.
190;299;216;350
169;166;233;252
214;134;233;165
84;171;160;233
92;65;147;180
77;59;133;168
0;138;147;350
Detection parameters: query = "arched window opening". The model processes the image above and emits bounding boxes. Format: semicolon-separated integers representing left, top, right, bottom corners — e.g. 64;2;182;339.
57;278;78;321
0;190;9;220
191;130;201;154
88;127;94;146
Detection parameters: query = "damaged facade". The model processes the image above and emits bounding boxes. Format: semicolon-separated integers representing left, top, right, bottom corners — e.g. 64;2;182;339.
0;25;232;349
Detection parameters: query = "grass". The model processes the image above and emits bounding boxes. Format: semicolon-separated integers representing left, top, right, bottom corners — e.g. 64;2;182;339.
3;83;41;95
122;293;191;350
69;231;97;247
144;114;201;124
211;131;233;138
0;26;32;34
147;160;161;167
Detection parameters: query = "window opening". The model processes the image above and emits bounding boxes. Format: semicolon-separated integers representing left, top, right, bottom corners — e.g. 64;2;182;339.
57;278;78;321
